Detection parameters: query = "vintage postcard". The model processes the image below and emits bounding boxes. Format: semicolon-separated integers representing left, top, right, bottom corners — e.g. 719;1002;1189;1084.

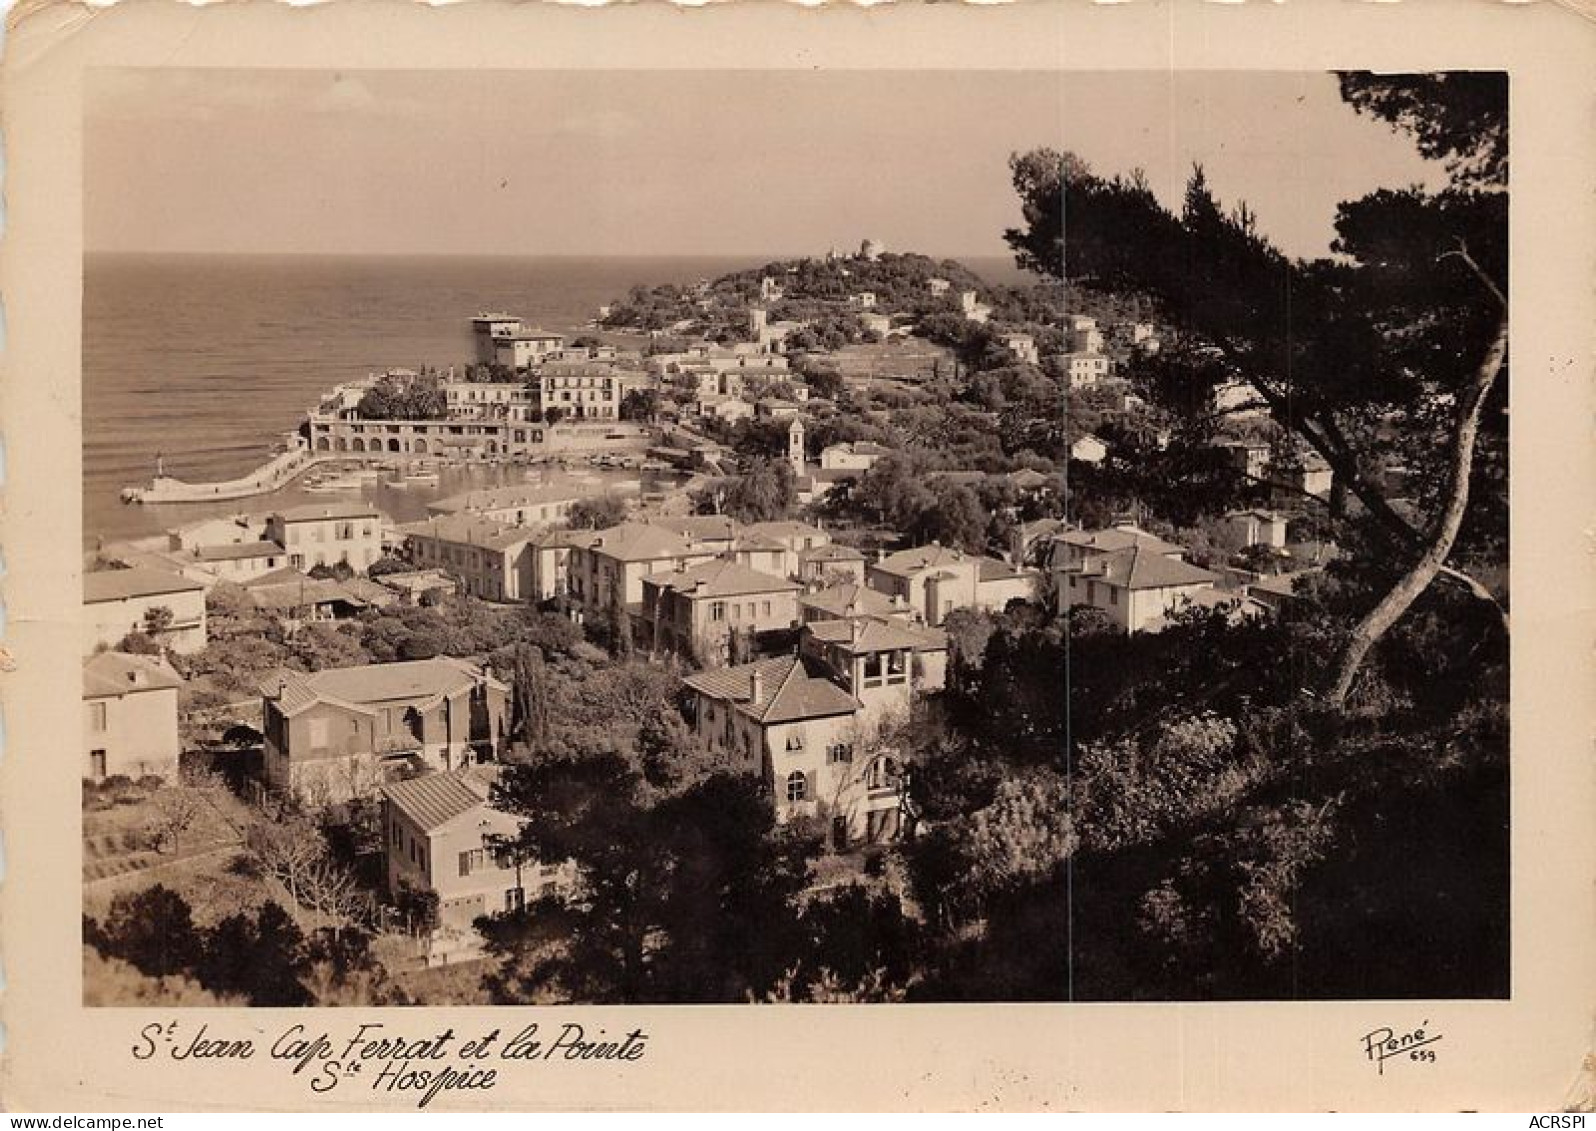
2;0;1594;1113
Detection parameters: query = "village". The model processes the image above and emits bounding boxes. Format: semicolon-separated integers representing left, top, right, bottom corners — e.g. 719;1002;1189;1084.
82;239;1418;1005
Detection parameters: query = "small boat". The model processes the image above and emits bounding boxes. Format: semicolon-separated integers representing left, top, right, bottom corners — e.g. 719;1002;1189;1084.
322;472;365;489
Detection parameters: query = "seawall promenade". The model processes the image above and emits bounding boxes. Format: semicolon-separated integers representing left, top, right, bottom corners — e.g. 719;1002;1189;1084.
121;447;333;505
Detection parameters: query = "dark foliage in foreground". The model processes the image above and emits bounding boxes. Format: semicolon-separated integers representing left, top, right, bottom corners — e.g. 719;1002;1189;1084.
84;887;406;1006
898;573;1507;1001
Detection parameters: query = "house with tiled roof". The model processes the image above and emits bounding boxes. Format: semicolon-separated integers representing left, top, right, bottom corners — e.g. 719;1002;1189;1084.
243;567;372;626
382;766;574;945
150;514;286;584
1005;467;1055;492
797;543;869;585
798;580;911;625
694;392;755;425
866;544;1041;626
1059;350;1112;389
524;526;598;604
260;658;509;803
755;397;804;420
683;654;901;842
1215;437;1272;480
1049;524;1186;571
1270;449;1334;498
375;569;459;604
799;616;949;722
976;556;1039;612
398;514;544;602
425;481;589;527
103;546;219;588
1246;568;1322;615
565;522;723;616
1057;543;1222;633
83;567;208;655
1000;332;1039;365
794;465;871;506
191;540;290;584
1223;508;1289;549
740;520;832;577
266;502;382;574
649;514;741;551
867;545;980;626
819;441;894;473
1010;518;1070;568
641;557;802;664
340;577;399;610
82;652;183;781
167;513;269;553
727;531;790;578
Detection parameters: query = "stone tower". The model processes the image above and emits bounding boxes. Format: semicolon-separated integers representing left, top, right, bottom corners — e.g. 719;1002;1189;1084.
787;417;806;481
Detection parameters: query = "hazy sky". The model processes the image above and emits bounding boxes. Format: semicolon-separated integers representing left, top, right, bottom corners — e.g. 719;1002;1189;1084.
86;68;1445;261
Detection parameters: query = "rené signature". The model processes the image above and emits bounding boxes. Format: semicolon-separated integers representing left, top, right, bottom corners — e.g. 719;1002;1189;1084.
1361;1021;1443;1075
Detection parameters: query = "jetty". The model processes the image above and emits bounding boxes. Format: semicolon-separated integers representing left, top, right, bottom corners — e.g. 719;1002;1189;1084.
121;447;337;505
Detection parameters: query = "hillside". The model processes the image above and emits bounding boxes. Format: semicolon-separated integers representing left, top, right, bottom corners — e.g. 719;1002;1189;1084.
599;249;1161;348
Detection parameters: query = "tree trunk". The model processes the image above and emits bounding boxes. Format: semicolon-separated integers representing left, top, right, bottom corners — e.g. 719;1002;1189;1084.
1326;312;1508;705
1261;382;1422;549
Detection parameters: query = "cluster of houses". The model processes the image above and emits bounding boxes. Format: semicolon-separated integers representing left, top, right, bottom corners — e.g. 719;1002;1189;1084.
83;280;1340;961
1009;510;1334;632
90;503;395;625
995;315;1162;394
650;327;816;427
81;499;443;784
1212;435;1335;498
302;316;661;461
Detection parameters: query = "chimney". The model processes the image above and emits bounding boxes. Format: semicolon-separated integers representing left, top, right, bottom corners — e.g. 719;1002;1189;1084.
750;670;765;704
850;618;864;646
127;668;146;687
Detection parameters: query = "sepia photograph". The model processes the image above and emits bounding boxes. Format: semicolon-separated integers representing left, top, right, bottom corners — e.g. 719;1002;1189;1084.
74;63;1512;1011
4;0;1595;1111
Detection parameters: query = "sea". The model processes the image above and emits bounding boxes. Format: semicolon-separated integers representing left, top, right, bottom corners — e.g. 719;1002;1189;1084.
83;253;1027;548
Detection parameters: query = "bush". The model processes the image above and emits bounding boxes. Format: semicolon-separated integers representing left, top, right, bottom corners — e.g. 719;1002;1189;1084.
116;631;163;656
195;902;313;1006
367;554;412;579
94;885;203;978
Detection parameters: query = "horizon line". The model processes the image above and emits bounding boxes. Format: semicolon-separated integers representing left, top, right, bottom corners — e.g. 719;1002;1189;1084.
84;247;1023;263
